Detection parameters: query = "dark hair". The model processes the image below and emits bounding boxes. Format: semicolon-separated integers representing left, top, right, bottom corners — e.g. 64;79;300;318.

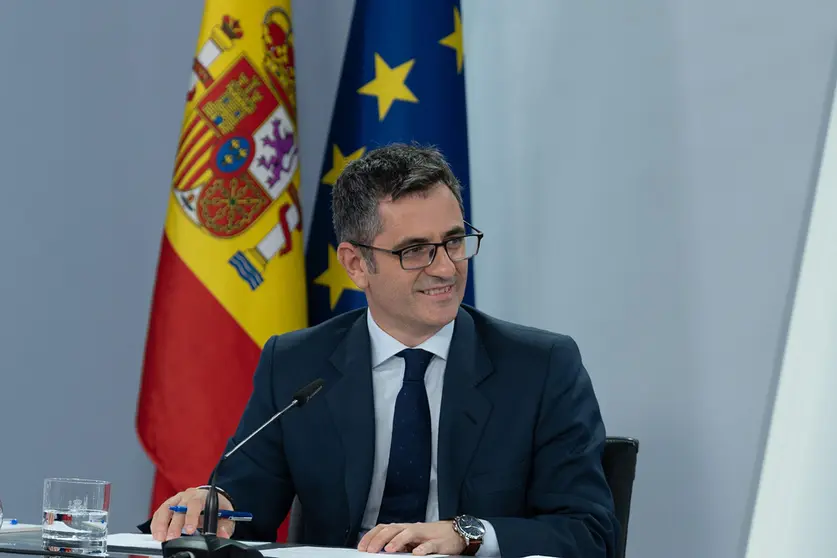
331;143;464;247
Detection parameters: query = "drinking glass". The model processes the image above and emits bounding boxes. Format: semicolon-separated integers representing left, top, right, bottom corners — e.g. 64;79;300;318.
42;478;110;555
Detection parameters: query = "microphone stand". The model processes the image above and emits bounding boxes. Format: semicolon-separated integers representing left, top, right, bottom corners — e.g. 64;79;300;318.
162;380;324;558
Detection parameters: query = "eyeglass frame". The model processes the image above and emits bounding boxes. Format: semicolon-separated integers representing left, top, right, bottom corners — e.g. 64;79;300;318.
348;221;484;271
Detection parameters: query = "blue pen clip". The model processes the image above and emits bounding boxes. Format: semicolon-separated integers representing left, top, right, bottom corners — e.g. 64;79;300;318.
169;506;253;522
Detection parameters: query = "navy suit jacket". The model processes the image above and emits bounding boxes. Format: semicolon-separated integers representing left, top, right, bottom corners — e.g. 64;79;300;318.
188;306;617;557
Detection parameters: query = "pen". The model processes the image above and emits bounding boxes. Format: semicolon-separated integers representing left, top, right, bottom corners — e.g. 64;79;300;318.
168;506;252;522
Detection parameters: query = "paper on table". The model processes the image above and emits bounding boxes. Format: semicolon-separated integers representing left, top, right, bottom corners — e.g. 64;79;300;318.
260;548;446;558
106;533;267;550
0;522;41;534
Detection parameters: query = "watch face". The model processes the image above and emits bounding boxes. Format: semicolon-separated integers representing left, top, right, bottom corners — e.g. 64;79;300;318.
457;516;485;539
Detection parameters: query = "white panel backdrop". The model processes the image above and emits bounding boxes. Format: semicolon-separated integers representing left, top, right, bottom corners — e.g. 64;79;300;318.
744;50;837;558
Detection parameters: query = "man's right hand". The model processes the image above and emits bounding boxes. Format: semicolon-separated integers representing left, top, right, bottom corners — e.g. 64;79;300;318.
150;487;234;542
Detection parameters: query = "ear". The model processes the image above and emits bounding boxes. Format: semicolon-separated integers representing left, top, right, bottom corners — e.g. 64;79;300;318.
336;241;370;290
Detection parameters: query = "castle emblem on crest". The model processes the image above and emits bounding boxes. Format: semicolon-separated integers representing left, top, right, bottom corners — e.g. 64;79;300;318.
170;13;302;290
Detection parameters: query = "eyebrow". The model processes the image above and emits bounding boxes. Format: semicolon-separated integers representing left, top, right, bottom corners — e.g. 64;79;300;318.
391;225;467;251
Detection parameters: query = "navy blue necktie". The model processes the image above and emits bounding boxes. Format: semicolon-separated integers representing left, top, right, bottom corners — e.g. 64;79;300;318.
376;348;434;525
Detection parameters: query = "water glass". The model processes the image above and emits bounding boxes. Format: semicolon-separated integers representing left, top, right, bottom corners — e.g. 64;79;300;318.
42;478;110;555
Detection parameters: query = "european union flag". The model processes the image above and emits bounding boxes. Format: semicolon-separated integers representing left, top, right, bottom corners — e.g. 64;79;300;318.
305;0;474;325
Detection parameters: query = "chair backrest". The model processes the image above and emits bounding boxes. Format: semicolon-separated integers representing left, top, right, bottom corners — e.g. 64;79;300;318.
285;436;640;557
602;436;639;558
286;493;304;543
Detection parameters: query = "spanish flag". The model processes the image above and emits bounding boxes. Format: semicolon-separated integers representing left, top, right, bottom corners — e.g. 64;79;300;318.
136;0;306;531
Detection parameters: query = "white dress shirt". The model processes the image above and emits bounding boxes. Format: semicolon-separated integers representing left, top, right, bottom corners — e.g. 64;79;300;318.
360;310;499;556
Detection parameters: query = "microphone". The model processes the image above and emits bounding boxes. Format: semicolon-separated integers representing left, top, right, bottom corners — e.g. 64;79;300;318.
161;378;325;558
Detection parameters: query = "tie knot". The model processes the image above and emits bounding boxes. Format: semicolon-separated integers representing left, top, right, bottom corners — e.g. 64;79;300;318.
398;348;434;382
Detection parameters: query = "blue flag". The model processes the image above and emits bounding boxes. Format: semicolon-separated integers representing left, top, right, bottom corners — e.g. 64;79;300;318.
305;0;474;325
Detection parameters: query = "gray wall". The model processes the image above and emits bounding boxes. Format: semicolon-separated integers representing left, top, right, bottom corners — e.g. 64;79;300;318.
463;1;837;558
0;0;203;531
1;1;836;558
294;0;354;235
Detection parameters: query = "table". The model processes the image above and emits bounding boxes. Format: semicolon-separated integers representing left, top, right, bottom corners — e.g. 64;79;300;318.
0;530;156;558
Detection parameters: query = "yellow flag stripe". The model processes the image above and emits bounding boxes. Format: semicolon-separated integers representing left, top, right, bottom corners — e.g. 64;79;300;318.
164;0;307;346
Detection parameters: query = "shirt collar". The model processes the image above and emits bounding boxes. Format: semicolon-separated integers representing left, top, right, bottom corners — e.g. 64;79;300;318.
366;309;454;368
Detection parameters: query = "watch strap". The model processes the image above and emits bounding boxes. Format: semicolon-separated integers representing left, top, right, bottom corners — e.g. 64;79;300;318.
454;516;483;556
462;537;482;556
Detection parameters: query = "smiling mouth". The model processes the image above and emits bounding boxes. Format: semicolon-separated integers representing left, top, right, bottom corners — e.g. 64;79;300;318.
420;285;454;296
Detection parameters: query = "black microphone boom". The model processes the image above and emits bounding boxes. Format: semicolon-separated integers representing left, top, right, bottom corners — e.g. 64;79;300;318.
161;378;325;558
203;378;325;536
293;378;325;406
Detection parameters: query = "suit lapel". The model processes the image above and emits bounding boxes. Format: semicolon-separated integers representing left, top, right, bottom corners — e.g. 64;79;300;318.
437;308;493;519
326;312;375;534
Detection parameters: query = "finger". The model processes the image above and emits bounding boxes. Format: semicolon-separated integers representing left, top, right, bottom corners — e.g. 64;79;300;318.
218;493;234;511
412;541;436;556
357;525;386;551
166;493;189;541
151;494;182;541
367;525;406;554
183;492;207;535
385;526;423;553
217;493;234;538
218;519;235;539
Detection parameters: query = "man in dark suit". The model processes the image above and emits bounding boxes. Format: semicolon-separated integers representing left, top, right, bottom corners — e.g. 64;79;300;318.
149;144;617;558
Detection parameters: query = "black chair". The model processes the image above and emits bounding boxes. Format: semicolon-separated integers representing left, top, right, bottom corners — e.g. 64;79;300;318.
286;436;639;558
602;436;639;558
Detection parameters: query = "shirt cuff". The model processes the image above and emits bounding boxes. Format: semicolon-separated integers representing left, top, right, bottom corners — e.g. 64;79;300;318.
475;518;500;557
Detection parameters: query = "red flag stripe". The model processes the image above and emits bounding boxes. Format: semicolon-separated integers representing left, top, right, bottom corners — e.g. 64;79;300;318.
137;234;260;499
138;235;292;539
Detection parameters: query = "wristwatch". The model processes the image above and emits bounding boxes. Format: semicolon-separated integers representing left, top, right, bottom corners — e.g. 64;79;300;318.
452;515;485;556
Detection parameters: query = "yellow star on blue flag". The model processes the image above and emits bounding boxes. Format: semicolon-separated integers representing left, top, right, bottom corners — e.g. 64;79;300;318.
305;0;475;323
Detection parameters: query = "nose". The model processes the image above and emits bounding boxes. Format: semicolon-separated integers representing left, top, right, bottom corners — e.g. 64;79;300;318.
425;246;456;278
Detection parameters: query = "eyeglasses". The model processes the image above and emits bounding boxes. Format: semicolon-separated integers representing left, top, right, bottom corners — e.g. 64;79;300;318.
350;222;484;271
